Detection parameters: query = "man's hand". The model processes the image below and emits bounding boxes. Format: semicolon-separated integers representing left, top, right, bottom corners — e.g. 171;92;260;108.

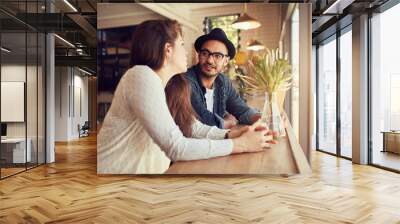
227;126;249;139
224;113;238;129
250;113;262;124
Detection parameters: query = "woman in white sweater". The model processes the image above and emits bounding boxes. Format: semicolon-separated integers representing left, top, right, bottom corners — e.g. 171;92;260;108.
97;19;274;174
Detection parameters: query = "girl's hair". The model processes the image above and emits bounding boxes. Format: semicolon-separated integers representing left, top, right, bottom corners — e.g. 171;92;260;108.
130;19;182;70
165;74;196;137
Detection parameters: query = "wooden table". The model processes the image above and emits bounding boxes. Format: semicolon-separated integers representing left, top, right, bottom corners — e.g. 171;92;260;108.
382;131;400;154
165;114;312;175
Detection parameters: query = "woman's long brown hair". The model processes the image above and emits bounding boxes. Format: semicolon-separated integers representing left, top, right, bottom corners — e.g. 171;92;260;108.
165;74;196;137
130;19;182;70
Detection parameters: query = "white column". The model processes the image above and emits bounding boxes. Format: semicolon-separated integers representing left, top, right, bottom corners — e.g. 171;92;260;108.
46;1;55;163
298;4;313;162
46;33;55;163
352;14;369;164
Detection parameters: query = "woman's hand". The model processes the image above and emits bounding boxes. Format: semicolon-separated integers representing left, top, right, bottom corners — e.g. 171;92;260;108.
227;126;249;139
231;122;278;154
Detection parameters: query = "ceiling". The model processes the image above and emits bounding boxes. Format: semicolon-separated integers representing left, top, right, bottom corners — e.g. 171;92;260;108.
174;3;234;11
311;0;391;43
97;3;164;29
1;0;397;74
0;0;97;73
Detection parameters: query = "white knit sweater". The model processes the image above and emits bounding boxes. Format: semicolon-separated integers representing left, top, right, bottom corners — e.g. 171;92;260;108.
97;65;233;174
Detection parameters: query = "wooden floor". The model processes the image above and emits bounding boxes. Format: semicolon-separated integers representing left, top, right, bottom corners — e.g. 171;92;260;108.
373;151;400;171
1;163;45;178
1;167;26;178
1;135;400;223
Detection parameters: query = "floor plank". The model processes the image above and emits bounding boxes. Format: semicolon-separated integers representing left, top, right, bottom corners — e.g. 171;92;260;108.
1;135;400;223
373;151;400;171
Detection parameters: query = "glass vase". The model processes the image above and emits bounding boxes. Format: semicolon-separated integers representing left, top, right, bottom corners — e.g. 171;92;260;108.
260;92;286;137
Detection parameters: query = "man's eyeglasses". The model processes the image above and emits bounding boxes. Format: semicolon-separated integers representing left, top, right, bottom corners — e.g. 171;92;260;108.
199;49;228;62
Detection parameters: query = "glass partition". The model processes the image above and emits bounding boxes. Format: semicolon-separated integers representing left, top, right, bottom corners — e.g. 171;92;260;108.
317;36;337;155
0;1;46;179
27;31;38;169
1;31;28;177
339;28;352;158
370;3;400;171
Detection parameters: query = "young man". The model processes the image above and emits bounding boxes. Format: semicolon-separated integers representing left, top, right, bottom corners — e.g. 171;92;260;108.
185;28;261;129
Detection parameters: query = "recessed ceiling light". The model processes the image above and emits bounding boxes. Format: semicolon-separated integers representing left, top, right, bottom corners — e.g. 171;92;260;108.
322;0;354;15
63;0;78;12
54;34;75;48
1;47;11;53
78;67;92;76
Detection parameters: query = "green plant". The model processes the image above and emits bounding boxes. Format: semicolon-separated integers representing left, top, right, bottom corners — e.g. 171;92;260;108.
239;48;292;94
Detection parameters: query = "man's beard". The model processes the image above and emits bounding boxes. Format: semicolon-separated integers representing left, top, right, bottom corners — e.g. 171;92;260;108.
199;63;219;78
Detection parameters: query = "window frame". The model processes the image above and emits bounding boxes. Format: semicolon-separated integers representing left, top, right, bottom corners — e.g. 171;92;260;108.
315;24;353;161
367;0;400;173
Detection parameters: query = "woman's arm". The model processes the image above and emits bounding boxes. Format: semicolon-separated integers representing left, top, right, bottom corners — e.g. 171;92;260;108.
191;119;228;140
123;67;233;161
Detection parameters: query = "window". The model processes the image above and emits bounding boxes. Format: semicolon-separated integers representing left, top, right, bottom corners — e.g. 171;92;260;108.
315;24;353;159
370;3;400;171
204;14;240;49
291;6;300;138
339;28;352;158
390;74;400;130
317;36;337;154
0;1;47;179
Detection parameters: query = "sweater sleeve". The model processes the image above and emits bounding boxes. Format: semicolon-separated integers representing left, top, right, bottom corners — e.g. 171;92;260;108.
191;119;228;140
123;66;233;161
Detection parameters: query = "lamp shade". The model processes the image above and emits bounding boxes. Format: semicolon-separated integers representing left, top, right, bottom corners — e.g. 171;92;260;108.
246;40;265;51
231;13;261;30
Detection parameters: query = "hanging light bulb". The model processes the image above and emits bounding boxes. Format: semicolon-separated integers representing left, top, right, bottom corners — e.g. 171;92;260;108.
246;40;265;51
234;51;248;65
232;3;261;30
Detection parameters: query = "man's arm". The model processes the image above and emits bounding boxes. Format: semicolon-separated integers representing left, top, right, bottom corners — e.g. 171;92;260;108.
225;78;260;125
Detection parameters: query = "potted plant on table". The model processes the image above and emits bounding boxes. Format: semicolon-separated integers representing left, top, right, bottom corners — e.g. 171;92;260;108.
239;48;292;137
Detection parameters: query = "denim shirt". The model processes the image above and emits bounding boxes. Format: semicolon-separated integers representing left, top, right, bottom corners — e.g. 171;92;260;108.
185;65;259;128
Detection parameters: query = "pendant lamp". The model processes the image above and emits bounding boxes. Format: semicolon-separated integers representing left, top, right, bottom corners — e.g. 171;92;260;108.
232;3;261;30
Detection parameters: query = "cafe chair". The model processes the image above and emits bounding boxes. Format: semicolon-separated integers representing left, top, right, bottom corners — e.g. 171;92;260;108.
78;121;90;138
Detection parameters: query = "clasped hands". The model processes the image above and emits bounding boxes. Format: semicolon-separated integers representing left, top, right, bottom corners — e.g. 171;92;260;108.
228;121;278;154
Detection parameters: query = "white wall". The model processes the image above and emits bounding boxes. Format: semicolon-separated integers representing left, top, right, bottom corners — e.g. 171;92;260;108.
55;66;68;141
72;73;89;138
55;67;89;141
1;63;46;164
1;65;26;139
1;65;38;138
